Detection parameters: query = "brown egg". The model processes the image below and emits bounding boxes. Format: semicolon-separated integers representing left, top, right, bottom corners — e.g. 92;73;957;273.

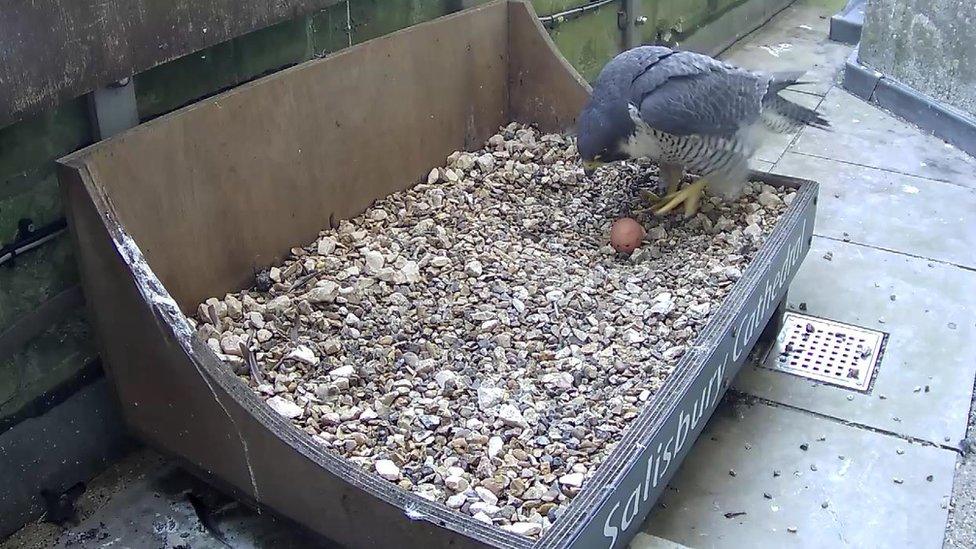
610;217;645;254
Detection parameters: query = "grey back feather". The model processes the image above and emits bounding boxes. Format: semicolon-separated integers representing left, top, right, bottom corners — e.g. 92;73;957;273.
631;50;767;139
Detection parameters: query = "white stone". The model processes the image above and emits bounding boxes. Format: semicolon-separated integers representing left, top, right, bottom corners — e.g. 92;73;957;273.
266;396;303;419
650;292;675;315
689;302;711;318
330;365;355;378
394;261;421;284
488;436;504;458
375;460;401;481
360;407;378;421
446;493;467;508
758;191;784;208
224;295;243;319
503;522;542;537
364;250;385;273
472;512;493;525
465;260;484;277
256;329;273;343
559;472;585;487
287;345;320;365
305;281;339;303
470;502;500;515
247;312;265;329
317;236;337;255
497;404;526;428
265;296;292;315
477;386;505;410
744;223;763;239
476;154;496;172
220;334;244;356
427;167;441;184
434;370;457;389
444;475;468;492
541;372;574;390
475;486;499;505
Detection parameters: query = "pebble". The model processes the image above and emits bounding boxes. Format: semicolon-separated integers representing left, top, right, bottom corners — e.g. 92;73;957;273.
503;522;542;537
446;493;467;508
488;436;504;458
266;396;303;419
559;473;585;487
375;460;401;481
287;345;319;366
465;260;484;277
193;125;791;538
476;486;499;506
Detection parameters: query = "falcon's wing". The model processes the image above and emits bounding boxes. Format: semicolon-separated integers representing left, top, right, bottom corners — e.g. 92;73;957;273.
630;51;766;139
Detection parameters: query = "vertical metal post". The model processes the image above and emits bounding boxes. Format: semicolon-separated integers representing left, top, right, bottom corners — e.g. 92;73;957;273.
621;0;644;50
87;78;139;140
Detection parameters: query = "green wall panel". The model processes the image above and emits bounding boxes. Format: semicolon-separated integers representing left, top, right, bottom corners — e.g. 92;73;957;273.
0;98;91;184
233;17;312;82
349;0;461;44
549;2;622;82
134;41;240;121
0;307;95;420
309;2;353;56
0;236;78;333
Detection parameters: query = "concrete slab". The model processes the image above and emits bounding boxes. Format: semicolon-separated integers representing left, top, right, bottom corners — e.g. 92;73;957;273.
721;0;853;97
773;152;976;269
629;532;693;549
735;237;976;445
643;398;956;549
791;88;976;188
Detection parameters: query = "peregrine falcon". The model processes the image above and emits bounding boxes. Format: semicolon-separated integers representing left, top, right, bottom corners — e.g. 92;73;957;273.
577;46;829;218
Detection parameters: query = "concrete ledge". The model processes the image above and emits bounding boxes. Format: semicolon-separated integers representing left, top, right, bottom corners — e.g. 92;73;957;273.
843;48;976;158
828;0;864;44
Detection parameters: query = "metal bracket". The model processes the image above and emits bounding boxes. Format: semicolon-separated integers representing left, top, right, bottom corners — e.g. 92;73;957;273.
86;78;139;141
621;0;642;50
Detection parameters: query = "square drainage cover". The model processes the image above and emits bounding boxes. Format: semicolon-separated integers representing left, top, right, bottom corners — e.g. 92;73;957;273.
760;312;886;392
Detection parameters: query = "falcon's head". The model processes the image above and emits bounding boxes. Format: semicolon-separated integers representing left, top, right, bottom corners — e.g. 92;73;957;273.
577;46;675;175
577;96;635;175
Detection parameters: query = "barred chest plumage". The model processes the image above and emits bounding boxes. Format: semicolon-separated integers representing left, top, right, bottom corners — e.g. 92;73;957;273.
621;103;763;178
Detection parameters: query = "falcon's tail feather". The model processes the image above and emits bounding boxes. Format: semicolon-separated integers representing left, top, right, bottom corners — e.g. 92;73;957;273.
762;94;831;133
766;71;813;94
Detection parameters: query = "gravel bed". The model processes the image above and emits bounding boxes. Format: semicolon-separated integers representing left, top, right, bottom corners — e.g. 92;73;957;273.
190;123;792;538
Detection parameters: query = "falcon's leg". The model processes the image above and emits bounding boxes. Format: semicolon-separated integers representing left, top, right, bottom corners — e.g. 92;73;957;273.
639;163;684;204
654;178;707;219
661;163;684;195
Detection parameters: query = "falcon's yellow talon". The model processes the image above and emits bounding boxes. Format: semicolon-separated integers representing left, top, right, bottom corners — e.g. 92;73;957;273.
654;179;706;219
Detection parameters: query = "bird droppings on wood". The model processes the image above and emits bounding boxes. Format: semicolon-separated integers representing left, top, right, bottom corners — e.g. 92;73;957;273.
189;124;790;537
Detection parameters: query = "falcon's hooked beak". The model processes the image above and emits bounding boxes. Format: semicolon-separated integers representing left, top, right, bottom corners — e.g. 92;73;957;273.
583;159;605;176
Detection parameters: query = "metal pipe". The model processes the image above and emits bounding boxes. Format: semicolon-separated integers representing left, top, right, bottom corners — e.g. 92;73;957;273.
537;0;618;27
0;218;67;268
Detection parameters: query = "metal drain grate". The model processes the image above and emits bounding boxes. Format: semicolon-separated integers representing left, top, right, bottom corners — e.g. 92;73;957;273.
761;312;886;392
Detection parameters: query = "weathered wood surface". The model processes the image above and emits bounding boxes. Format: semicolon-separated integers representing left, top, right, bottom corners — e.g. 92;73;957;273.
0;0;345;128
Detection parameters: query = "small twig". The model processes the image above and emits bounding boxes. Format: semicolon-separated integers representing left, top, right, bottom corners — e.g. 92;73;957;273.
240;335;265;385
